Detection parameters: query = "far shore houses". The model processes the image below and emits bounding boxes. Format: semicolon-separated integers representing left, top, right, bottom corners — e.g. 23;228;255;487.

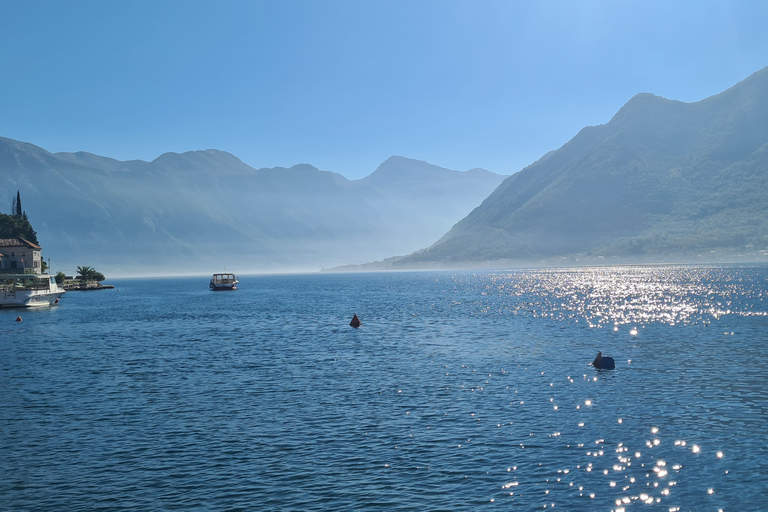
0;238;42;273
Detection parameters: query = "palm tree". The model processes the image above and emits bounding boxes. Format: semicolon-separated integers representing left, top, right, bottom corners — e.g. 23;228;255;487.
76;266;94;280
76;266;105;282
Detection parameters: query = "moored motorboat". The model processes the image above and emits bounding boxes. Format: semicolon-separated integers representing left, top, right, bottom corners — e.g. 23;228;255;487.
209;273;238;291
0;273;66;307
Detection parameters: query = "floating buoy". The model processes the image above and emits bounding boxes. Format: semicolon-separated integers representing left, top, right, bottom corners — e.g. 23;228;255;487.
16;315;22;322
350;314;361;328
54;298;59;304
591;351;615;370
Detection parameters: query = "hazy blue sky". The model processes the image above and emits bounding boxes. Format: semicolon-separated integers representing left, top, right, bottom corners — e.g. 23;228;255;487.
2;0;767;179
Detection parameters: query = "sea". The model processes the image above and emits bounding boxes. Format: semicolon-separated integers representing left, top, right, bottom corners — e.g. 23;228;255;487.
2;265;767;511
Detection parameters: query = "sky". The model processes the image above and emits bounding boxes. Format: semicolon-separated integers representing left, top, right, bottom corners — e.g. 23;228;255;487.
1;0;767;180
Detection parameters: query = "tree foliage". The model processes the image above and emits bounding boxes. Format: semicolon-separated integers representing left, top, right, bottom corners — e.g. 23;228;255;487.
11;190;27;220
77;266;106;283
0;213;38;244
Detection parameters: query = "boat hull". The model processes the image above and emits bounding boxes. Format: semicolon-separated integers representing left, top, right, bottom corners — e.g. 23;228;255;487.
209;284;237;291
0;274;66;308
0;290;65;308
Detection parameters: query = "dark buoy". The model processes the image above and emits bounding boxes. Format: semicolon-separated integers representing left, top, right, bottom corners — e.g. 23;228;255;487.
54;298;59;304
16;315;22;322
350;314;361;328
591;351;615;370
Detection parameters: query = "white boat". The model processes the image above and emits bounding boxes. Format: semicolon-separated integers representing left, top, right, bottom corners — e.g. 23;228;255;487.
0;273;66;307
209;273;238;291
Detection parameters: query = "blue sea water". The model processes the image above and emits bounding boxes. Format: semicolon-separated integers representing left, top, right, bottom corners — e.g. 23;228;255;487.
2;265;767;511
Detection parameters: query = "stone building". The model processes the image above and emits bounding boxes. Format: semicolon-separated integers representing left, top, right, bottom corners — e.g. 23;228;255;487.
0;238;42;273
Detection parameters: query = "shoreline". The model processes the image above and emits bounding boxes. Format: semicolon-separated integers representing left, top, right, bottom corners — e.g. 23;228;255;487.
61;282;115;291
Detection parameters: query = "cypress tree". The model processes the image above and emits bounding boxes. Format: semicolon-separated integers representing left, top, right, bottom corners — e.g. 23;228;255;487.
15;191;22;217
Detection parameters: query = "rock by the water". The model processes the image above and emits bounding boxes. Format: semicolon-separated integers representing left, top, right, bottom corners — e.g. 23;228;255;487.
591;351;615;370
62;282;115;291
599;356;615;370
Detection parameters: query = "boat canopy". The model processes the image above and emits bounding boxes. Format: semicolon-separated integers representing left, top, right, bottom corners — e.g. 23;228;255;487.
0;275;56;292
211;273;237;284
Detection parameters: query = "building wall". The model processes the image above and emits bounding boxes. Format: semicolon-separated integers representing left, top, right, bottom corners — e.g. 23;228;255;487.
0;247;42;272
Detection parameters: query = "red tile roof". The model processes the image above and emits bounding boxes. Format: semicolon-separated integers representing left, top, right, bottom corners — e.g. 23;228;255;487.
0;238;42;249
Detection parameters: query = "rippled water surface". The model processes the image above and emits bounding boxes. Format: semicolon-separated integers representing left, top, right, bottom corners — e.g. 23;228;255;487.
2;265;767;511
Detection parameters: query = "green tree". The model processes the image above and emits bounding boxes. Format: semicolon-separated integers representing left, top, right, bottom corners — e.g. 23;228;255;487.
77;266;93;280
55;272;66;285
77;266;106;283
0;213;38;244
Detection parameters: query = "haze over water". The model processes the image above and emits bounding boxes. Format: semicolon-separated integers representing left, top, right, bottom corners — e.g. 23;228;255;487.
2;265;766;510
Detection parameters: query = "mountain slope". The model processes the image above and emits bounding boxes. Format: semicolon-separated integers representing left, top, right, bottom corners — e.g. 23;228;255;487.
351;156;509;250
393;66;768;267
0;138;507;275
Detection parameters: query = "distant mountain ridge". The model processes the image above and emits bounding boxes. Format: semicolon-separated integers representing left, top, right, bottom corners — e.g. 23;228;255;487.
367;65;768;269
8;66;767;275
0;138;507;275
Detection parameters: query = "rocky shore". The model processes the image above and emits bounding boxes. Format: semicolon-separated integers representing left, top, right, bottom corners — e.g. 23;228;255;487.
61;282;115;291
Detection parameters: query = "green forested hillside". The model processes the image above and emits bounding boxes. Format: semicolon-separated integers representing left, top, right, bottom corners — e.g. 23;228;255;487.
393;66;768;267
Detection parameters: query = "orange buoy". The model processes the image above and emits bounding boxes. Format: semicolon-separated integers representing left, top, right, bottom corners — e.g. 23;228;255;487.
16;315;22;322
350;314;361;328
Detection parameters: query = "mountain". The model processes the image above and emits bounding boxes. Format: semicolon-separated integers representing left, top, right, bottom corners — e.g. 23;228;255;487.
350;156;508;251
371;66;768;269
0;138;507;275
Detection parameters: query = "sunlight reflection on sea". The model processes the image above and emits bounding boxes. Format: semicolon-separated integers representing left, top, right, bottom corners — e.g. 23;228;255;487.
1;265;766;511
